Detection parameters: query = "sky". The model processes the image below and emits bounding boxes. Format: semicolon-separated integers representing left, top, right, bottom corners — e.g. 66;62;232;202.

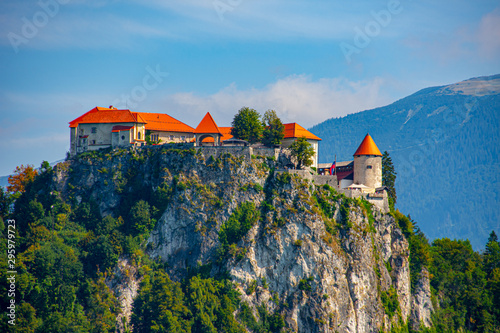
1;0;499;176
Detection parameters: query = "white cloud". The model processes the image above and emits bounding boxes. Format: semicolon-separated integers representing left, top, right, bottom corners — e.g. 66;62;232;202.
149;75;391;128
476;8;500;59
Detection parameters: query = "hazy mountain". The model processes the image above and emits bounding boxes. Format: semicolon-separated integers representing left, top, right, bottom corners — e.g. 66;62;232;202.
0;175;8;189
311;74;500;249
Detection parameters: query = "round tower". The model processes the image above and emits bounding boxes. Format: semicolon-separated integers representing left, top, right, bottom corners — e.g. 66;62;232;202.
353;134;382;188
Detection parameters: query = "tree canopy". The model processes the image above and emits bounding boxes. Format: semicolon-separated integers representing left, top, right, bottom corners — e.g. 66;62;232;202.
7;164;38;193
382;151;397;205
290;137;315;169
261;110;285;146
230;107;263;144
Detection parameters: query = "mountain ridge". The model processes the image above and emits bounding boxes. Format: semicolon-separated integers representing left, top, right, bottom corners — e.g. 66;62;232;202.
311;74;500;249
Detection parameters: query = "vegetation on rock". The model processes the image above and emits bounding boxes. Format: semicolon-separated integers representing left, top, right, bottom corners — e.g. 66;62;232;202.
0;147;498;332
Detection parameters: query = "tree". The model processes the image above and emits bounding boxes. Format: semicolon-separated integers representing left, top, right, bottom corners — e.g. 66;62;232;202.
382;151;397;205
484;231;500;277
290;137;315;169
262;110;285;146
40;160;51;173
7;164;38;193
0;187;11;221
230;107;263;144
86;275;119;332
128;200;152;235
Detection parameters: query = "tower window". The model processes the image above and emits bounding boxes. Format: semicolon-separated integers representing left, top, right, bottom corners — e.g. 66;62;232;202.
367;165;372;169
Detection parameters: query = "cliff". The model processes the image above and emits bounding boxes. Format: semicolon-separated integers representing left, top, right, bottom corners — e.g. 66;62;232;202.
51;145;433;332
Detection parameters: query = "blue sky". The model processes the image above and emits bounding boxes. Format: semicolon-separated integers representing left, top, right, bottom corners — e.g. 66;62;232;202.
1;0;499;175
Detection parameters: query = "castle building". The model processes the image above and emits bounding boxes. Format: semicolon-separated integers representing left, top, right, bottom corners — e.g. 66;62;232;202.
193;112;322;168
69;108;322;167
68;106;194;156
318;134;383;191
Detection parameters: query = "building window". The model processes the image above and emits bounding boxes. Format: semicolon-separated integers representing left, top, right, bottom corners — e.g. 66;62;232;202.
91;127;97;133
181;135;186;141
138;132;141;140
169;135;174;140
91;140;96;145
79;129;84;135
367;165;372;169
121;135;125;140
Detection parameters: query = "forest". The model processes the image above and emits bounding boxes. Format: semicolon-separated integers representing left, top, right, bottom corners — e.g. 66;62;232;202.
0;156;499;332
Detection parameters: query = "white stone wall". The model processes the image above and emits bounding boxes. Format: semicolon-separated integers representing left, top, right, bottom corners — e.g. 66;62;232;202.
353;155;382;188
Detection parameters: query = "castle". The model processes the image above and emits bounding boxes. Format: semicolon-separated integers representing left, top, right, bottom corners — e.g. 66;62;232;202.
69;106;321;167
69;107;384;197
318;133;384;192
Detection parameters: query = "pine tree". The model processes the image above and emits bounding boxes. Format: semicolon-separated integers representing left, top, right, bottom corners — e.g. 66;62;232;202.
382;151;397;205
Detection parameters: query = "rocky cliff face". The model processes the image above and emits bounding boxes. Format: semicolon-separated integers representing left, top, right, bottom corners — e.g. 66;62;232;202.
52;145;432;332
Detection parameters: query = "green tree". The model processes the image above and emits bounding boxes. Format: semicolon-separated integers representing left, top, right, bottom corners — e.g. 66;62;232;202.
40;160;52;173
382;151;397;205
484;231;500;277
219;202;260;249
131;270;191;333
86;275;119;333
230;107;263;144
128;200;153;235
84;235;120;275
262;110;285;146
0;187;11;221
74;200;102;230
290;137;315;169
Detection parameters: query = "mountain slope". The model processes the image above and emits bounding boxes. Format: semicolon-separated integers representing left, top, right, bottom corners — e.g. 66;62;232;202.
310;75;500;249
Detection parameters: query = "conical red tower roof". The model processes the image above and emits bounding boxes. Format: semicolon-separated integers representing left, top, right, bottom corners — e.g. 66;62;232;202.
194;112;222;134
353;134;382;156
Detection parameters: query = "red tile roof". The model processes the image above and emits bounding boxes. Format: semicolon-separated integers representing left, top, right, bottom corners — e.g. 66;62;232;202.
203;124;321;143
134;112;194;133
69;107;142;128
194;112;222;134
354;134;382;156
283;123;321;141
